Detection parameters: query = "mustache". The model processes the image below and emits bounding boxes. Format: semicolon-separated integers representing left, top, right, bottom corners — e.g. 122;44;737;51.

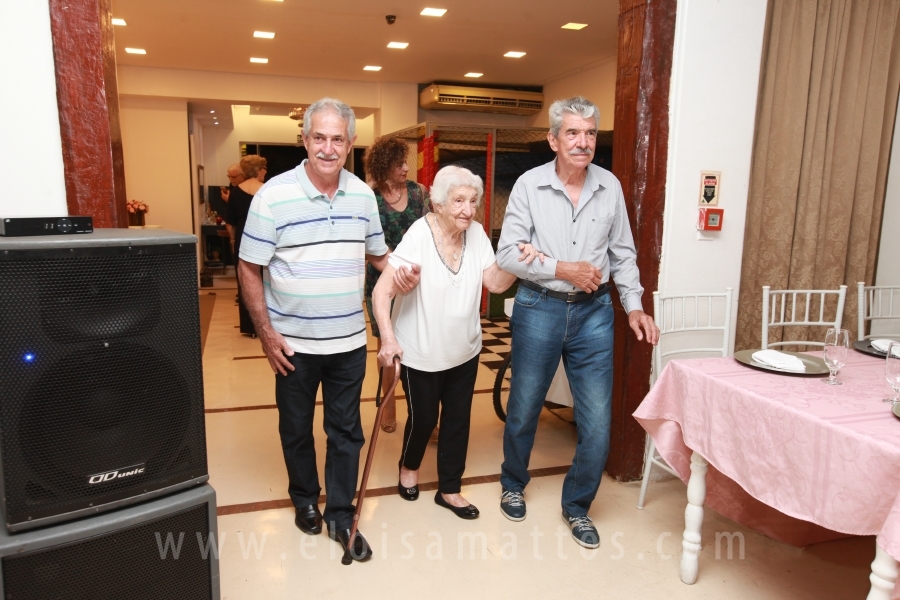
316;151;340;160
568;148;593;156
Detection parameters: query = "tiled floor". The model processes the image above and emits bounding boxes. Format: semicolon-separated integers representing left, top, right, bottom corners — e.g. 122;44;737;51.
202;289;880;599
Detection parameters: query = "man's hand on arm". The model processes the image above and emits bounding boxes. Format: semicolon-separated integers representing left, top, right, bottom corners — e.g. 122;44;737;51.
238;259;295;375
628;309;660;345
517;243;545;265
393;264;420;294
555;261;602;293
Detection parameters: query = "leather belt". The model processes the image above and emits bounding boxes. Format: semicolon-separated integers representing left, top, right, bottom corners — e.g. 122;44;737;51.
519;280;614;303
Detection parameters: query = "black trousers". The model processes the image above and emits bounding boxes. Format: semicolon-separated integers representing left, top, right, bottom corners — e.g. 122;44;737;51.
234;233;256;336
398;355;479;493
275;346;367;530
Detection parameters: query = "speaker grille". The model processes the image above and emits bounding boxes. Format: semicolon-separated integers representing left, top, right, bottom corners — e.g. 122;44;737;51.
38;255;161;343
0;245;207;528
2;504;213;600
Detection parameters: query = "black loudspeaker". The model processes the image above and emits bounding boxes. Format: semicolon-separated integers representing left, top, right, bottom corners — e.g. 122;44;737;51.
0;229;208;531
0;484;219;599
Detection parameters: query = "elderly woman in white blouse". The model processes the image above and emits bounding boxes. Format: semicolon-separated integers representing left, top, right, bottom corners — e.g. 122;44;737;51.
373;165;542;519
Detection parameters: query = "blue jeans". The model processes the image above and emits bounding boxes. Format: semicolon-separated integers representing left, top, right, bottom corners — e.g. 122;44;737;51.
500;285;615;517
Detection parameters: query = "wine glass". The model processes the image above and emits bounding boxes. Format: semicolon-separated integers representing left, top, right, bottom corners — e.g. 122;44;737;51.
882;341;900;404
822;328;849;385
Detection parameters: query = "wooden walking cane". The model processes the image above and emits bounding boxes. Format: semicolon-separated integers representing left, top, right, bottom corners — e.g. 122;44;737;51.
342;355;401;565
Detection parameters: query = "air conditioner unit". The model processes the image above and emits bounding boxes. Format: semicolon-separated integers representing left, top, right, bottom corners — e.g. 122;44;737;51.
419;84;543;116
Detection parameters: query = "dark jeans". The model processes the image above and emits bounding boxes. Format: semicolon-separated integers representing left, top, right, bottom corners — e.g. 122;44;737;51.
275;345;367;530
398;355;479;493
500;285;615;517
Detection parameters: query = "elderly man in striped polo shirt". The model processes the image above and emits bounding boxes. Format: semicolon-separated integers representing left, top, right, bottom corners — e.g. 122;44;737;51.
239;97;399;561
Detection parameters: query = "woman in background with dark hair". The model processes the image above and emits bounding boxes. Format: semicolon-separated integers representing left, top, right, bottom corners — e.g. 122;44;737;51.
227;154;267;337
363;137;430;433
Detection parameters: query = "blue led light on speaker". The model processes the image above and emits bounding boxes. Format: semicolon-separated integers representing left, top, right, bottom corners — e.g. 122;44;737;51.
23;353;35;363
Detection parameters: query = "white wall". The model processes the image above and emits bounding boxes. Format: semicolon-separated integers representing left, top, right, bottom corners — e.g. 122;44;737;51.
202;108;376;186
377;82;419;137
0;0;67;216
658;0;769;351
532;58;617;131
119;96;193;234
118;66;417;141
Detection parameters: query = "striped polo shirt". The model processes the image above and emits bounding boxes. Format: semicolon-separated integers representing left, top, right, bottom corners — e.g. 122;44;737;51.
239;160;388;354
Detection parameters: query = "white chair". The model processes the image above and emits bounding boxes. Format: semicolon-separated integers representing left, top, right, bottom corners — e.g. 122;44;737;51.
637;288;733;510
761;285;847;349
857;282;900;341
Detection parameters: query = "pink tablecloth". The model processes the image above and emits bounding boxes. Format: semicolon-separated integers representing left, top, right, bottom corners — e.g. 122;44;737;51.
634;351;900;561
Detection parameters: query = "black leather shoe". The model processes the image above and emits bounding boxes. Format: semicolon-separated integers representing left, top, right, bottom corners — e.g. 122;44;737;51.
434;491;479;519
328;527;373;561
294;504;323;535
398;482;419;501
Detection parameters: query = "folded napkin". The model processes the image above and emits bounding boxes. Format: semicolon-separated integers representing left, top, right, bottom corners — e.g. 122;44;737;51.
751;349;807;372
870;339;900;356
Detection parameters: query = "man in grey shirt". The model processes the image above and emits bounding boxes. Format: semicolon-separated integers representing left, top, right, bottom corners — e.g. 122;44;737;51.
495;96;659;549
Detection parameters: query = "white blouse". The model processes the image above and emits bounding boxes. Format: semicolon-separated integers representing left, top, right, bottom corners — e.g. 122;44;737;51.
387;216;496;372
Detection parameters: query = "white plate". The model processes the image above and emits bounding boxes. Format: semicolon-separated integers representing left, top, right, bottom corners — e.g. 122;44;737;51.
733;349;829;376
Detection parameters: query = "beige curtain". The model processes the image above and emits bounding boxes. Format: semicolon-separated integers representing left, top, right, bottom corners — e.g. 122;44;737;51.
736;0;900;350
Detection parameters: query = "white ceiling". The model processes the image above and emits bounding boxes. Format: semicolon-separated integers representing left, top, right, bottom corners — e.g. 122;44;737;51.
110;0;619;86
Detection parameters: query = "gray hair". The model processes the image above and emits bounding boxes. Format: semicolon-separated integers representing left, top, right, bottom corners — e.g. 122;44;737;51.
548;96;600;137
430;166;484;207
302;97;357;140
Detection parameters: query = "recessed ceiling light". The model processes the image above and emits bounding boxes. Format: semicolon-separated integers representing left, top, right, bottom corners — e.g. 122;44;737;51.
504;51;526;58
124;48;146;54
363;65;382;71
465;72;483;78
420;8;447;17
111;18;126;26
561;23;588;30
387;42;409;49
215;122;220;125
254;31;275;39
250;57;268;63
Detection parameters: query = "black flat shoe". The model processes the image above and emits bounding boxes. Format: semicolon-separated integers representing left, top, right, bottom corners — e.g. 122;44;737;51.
434;491;479;520
294;504;323;535
398;482;419;501
328;526;373;561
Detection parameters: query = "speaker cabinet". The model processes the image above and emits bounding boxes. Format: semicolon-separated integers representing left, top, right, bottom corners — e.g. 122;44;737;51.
0;484;219;599
0;229;208;531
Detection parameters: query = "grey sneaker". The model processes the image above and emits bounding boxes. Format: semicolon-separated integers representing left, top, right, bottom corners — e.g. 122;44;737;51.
500;490;526;521
562;511;600;549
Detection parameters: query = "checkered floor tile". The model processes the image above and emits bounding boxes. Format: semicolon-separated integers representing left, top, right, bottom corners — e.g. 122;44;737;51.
480;317;510;372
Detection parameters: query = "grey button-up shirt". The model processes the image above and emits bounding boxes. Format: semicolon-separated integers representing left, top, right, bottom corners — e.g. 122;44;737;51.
496;159;644;313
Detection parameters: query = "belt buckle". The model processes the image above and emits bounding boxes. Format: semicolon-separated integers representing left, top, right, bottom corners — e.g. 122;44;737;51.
566;292;579;303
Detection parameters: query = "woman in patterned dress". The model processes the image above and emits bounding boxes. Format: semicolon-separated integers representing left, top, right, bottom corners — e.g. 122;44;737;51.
364;137;431;433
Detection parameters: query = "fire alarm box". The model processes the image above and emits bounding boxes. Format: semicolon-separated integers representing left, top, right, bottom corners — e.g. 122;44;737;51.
697;207;724;231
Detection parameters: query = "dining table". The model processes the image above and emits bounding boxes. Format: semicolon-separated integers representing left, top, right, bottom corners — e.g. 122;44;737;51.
633;349;900;599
